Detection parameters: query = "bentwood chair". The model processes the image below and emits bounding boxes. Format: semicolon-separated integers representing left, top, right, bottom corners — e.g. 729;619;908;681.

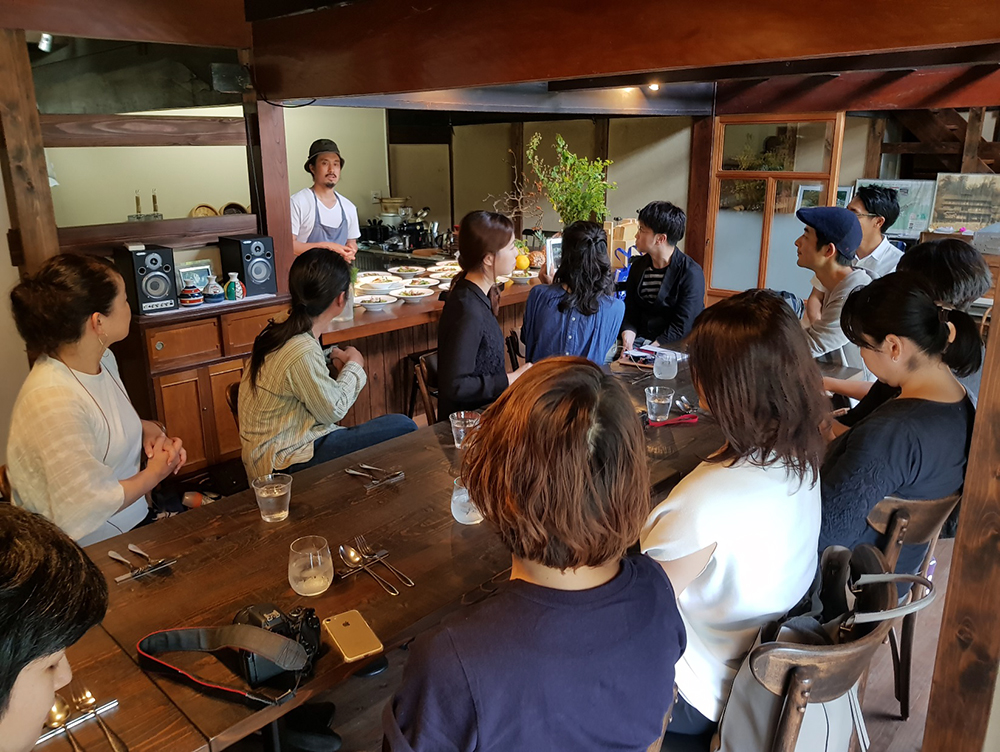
225;382;240;429
0;465;10;501
415;351;439;424
506;329;524;371
866;493;962;720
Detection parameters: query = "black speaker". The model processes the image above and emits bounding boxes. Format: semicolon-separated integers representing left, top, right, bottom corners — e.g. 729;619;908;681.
113;245;178;313
219;234;277;296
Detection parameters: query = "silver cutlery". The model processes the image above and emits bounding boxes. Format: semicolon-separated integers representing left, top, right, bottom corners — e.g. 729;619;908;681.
354;535;414;587
344;466;405;489
71;685;128;752
339;550;388;579
37;698;118;746
107;550;177;584
339;544;399;596
128;543;165;568
45;696;85;752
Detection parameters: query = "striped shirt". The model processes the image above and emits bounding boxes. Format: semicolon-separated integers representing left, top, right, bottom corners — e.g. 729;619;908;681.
238;332;366;479
639;267;667;303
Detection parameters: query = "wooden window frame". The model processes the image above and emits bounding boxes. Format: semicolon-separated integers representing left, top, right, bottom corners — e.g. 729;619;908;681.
703;112;846;297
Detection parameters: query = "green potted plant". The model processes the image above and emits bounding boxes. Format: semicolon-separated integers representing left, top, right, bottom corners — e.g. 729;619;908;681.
526;133;615;226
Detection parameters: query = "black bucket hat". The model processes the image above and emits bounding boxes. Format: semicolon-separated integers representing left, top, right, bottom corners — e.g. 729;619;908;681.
304;139;345;173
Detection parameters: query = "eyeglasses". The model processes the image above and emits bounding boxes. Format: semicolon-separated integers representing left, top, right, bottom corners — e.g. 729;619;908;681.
849;210;880;219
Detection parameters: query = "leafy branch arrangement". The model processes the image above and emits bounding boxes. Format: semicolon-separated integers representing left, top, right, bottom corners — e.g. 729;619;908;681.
526;132;615;226
486;151;545;236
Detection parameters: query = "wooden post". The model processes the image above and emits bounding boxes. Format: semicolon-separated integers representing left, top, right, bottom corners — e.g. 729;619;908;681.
961;106;986;173
510;121;524;238
0;28;59;271
685;116;714;270
863;117;886;179
240;49;292;294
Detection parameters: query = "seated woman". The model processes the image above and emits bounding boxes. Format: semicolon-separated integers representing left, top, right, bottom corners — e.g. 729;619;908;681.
8;254;186;545
641;289;827;739
0;504;108;752
239;248;416;479
384;357;686;751
436;211;532;419
520;221;624;363
820;272;978;575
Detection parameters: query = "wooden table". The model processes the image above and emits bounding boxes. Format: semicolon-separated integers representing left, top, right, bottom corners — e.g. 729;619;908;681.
82;363;718;751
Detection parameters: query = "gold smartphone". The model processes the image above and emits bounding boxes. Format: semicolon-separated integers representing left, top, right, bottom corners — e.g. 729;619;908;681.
322;610;383;662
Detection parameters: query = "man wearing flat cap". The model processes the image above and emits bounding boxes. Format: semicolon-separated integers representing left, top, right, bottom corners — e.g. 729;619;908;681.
290;139;359;261
793;206;873;373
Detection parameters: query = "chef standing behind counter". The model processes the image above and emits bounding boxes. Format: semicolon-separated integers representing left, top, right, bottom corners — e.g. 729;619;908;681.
291;138;360;262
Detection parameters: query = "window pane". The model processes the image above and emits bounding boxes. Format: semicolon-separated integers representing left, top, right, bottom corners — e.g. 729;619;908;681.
712;179;764;291
764;181;829;292
721;122;833;173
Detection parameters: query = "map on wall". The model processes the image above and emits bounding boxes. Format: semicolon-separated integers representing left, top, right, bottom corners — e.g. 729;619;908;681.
930;173;1000;233
855;179;937;239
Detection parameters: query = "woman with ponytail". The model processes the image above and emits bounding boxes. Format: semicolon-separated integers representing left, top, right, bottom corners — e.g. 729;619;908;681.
820;271;978;574
520;221;624;363
436;211;532;419
239;249;415;479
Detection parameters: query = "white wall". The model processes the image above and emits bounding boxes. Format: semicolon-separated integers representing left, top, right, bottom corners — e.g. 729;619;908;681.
607;117;691;220
452;123;514;225
389;143;452;230
840;117;871;186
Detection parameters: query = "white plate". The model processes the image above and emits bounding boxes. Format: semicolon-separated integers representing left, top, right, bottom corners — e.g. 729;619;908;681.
404;278;438;288
430;270;460;282
362;275;403;290
395;288;436;304
510;271;538;284
438;282;452;291
495;275;510;285
432;260;460;268
356;271;385;278
386;266;427;278
355;294;397;311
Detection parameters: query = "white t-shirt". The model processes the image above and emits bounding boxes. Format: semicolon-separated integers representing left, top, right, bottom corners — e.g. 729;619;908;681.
640;458;821;722
7;351;148;545
290;187;361;243
811;236;902;292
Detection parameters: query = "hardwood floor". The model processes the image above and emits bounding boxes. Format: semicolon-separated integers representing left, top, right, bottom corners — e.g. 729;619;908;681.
232;542;953;752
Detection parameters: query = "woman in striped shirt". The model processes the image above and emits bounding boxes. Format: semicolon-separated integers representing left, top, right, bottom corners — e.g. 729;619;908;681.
238;249;416;480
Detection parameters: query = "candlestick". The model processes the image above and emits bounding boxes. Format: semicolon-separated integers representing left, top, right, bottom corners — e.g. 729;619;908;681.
135;190;141;214
152;190;158;214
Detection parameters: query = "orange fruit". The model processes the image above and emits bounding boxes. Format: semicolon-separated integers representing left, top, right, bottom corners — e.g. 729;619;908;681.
515;255;530;271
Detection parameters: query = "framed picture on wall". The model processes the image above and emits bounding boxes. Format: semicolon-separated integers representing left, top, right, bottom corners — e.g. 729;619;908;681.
836;186;854;208
855;179;937;238
794;185;823;212
930;173;1000;233
176;261;214;290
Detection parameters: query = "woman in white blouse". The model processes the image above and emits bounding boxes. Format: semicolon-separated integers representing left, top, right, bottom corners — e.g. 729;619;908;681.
641;290;828;739
7;254;186;545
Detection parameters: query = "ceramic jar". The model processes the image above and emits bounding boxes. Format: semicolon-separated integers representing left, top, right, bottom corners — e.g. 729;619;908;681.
223;272;246;301
202;274;225;304
179;281;204;307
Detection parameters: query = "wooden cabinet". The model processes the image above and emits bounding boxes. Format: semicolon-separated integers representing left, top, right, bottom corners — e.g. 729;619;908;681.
208;359;244;460
155;368;211;473
221;303;287;356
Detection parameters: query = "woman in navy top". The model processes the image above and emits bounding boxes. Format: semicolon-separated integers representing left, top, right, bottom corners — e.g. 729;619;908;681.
821;272;979;575
521;221;625;363
384;358;686;752
437;211;532;419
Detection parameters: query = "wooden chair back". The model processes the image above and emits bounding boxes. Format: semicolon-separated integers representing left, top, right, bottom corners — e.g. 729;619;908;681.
225;382;240;430
506;329;522;371
866;493;961;573
416;351;439;424
0;465;10;502
750;546;896;752
980;305;992;341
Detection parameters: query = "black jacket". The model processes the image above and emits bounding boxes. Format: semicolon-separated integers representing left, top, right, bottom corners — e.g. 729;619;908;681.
621;250;705;344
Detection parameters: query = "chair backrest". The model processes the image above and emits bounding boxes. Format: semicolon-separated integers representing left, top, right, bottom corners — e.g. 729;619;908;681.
0;465;10;502
750;546;896;751
980;305;992;340
866;493;961;573
416;351;438;424
506;330;521;370
226;382;240;430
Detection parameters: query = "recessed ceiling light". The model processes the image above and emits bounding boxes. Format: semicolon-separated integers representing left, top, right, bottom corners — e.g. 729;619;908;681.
648;83;660;91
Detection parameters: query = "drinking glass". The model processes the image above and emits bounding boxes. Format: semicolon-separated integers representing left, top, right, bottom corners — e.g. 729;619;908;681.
653;351;678;380
252;473;292;522
451;478;484;525
288;535;334;597
449;411;481;448
645;386;675;423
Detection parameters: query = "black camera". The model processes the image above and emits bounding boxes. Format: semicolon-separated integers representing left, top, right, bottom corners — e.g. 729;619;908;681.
233;603;322;687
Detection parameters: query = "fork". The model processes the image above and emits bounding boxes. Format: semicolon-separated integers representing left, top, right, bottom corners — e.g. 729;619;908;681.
355;535;415;587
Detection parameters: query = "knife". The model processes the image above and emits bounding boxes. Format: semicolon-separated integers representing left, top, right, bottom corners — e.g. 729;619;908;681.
114;559;178;584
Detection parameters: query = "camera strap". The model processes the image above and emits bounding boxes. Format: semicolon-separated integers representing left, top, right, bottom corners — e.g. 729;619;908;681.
137;624;309;706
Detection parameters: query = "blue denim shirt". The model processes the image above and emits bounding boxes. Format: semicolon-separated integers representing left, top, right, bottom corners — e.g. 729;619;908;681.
520;284;625;363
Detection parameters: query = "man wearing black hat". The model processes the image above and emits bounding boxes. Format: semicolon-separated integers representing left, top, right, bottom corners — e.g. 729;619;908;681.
794;206;872;372
290;139;359;261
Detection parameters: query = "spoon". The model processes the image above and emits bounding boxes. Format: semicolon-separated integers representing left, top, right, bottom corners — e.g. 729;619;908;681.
339;544;399;596
45;695;85;752
128;543;164;568
72;686;129;752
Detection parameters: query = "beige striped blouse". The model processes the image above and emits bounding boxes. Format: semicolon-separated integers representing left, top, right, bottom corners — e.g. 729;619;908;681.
239;332;366;479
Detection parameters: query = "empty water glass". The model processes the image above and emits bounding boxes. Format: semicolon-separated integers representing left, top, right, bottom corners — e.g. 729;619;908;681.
451;478;483;525
288;535;334;597
653;351;678;380
645;386;675;423
449;411;481;448
252;473;292;522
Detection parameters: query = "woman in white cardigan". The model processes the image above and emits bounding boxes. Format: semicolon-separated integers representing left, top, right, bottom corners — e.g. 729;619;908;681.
7;254;186;545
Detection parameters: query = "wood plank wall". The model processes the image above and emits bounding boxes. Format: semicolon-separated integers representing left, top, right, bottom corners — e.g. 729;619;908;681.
331;302;526;426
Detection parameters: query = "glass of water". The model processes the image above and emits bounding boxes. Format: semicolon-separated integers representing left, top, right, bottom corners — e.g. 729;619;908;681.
449;410;481;448
252;473;292;522
645;386;675;423
451;478;484;525
653;351;678;380
288;535;334;597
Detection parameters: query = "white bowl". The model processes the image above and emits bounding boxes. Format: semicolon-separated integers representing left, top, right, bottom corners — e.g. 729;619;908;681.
510;270;538;284
395;288;435;304
363;275;403;291
404;277;438;288
430;270;460;282
432;260;460;268
356;271;384;278
355;294;397;311
438;282;452;291
387;266;427;278
495;275;510;286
